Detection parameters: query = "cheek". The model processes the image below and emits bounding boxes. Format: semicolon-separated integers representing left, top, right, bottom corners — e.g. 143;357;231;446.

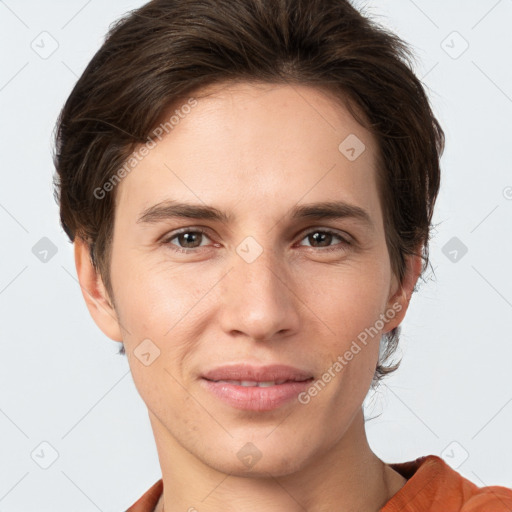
302;263;392;399
113;263;200;408
304;260;391;338
111;252;194;335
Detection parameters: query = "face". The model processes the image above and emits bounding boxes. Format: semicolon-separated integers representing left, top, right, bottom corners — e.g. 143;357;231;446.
82;82;414;477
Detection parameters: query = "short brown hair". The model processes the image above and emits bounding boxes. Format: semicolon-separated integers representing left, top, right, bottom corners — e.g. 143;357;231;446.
52;0;444;386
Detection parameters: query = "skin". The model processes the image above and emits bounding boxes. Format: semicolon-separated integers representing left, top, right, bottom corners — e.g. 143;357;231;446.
75;81;422;512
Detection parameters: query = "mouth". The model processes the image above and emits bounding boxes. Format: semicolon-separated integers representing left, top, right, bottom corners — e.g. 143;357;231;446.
199;364;314;411
201;363;314;383
202;378;314;387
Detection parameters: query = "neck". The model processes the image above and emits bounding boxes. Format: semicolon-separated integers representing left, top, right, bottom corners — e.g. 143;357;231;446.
151;407;406;512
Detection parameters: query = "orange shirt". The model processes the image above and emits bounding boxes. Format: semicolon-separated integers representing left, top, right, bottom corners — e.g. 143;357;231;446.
126;455;512;511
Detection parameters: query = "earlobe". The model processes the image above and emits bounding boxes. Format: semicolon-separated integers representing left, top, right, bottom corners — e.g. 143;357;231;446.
384;251;424;333
74;238;123;342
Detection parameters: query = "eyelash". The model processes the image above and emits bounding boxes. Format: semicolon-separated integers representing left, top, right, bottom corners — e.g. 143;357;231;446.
161;227;352;254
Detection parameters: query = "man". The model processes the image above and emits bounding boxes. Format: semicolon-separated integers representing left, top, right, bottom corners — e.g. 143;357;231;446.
53;0;512;510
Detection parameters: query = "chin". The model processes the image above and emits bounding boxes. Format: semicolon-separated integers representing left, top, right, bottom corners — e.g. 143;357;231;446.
202;440;314;478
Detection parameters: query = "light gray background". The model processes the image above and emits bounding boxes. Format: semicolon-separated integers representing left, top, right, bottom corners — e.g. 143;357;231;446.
1;1;511;511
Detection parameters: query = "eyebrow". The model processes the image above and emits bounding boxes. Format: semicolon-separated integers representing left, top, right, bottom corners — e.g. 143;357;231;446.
136;199;374;230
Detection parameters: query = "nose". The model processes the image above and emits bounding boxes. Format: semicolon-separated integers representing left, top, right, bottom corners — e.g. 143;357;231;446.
217;242;301;343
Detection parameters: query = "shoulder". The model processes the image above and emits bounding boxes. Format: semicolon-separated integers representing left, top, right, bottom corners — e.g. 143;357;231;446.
382;454;512;512
460;484;512;512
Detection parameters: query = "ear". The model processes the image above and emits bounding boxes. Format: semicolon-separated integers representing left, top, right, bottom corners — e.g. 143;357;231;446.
383;250;424;333
74;237;123;342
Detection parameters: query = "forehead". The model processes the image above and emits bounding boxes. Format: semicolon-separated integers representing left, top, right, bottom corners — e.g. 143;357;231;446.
114;81;383;228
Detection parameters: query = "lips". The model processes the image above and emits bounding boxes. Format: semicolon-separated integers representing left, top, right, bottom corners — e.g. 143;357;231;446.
212;380;292;387
200;364;315;411
201;363;314;384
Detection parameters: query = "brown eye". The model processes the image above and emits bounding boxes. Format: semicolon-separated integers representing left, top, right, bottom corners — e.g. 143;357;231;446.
163;228;212;252
299;229;351;251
